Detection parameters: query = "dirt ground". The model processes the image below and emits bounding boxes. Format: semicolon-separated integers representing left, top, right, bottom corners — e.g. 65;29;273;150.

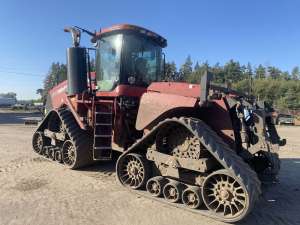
0;111;299;225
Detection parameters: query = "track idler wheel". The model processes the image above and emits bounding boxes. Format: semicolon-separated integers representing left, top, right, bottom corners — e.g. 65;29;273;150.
116;153;150;189
62;140;78;168
146;176;167;197
182;186;202;209
32;132;49;154
163;181;182;203
202;169;250;221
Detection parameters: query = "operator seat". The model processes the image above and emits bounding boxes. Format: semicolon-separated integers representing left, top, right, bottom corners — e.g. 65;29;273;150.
134;58;148;86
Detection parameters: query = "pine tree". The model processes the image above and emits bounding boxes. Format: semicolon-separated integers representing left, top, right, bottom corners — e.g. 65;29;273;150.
267;66;281;79
281;88;300;109
255;64;266;79
224;59;242;83
36;89;44;99
186;61;211;84
291;66;300;80
194;61;200;71
165;61;177;81
211;63;224;83
179;55;193;81
244;62;253;94
43;62;67;101
280;71;290;80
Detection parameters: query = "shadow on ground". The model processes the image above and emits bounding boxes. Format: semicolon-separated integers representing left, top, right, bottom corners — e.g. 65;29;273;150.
79;152;120;177
238;158;300;225
80;157;300;225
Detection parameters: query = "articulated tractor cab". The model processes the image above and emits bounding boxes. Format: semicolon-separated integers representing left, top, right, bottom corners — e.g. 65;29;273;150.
33;24;285;222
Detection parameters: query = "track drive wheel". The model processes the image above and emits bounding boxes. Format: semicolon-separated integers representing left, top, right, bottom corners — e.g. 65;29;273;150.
202;169;250;222
116;153;150;189
32;132;49;154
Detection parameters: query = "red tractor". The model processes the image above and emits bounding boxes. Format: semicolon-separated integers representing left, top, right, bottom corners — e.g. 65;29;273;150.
32;24;285;222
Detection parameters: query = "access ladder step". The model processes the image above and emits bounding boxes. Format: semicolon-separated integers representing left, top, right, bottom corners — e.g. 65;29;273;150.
93;145;112;159
94;135;112;138
93;101;113;160
95;112;112;115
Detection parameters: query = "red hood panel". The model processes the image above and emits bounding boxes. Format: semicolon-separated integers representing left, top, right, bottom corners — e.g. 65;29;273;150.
147;82;200;98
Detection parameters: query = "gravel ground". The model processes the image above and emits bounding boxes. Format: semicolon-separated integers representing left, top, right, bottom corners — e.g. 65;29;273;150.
0;111;299;225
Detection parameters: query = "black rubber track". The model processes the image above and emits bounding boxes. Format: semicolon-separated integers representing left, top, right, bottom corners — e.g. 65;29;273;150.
32;108;92;169
57;108;93;169
116;117;261;223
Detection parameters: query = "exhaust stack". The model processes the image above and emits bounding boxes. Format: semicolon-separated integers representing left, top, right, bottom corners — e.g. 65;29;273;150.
64;27;87;95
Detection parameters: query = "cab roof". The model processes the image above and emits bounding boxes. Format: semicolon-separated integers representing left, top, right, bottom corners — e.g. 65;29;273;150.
92;24;167;48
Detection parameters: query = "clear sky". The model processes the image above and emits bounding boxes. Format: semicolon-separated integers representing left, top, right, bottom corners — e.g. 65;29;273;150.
0;0;299;99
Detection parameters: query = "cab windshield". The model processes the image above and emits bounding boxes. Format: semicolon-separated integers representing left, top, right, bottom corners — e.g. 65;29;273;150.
96;33;163;91
96;34;122;91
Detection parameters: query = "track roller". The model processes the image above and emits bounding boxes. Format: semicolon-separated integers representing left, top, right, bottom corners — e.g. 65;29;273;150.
48;148;55;160
54;150;63;163
146;176;167;197
182;186;202;209
163;181;182;203
116;153;150;189
43;146;50;158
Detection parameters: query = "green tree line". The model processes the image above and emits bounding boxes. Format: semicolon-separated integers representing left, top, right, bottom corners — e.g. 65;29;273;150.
41;58;300;110
38;62;67;103
165;56;300;110
39;60;96;102
0;92;17;99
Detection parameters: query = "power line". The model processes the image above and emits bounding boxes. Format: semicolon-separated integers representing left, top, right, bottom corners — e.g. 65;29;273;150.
0;69;45;77
0;65;45;73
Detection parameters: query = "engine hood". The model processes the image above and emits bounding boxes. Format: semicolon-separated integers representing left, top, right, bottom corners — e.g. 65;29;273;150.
147;82;200;99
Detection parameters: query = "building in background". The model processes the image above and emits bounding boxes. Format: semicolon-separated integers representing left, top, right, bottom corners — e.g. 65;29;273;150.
0;96;17;107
